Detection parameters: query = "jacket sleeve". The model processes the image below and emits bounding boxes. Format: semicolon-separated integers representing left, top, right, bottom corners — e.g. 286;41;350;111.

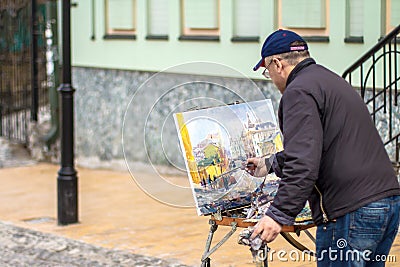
266;87;323;225
266;151;285;178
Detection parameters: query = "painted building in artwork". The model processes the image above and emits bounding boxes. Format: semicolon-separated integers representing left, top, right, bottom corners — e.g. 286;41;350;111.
241;112;277;158
189;131;229;184
193;132;221;160
197;143;229;182
203;144;220;161
229;136;246;161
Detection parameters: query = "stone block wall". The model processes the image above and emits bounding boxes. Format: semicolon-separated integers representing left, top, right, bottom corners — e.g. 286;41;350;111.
72;66;280;171
72;66;400;173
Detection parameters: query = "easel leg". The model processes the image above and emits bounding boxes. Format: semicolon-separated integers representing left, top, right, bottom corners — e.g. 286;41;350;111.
201;220;218;267
201;220;238;266
261;244;269;267
253;244;269;267
201;257;211;267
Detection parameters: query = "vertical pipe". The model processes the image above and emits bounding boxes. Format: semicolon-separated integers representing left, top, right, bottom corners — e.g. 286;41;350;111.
360;65;364;98
43;0;60;147
383;46;387;114
372;54;376;124
6;79;11;139
397;136;399;164
388;38;392;140
0;51;2;136
57;0;78;225
395;36;398;106
31;0;38;121
91;0;96;40
11;107;14;140
23;4;29;142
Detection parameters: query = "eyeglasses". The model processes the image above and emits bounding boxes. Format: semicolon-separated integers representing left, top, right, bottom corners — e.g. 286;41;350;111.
262;59;274;79
262;58;283;79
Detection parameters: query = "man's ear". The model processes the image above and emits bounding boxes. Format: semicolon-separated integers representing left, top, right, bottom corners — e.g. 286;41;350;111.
275;58;283;69
274;58;283;73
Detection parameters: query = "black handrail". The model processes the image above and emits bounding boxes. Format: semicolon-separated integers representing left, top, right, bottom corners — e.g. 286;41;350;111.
343;24;400;78
342;24;400;166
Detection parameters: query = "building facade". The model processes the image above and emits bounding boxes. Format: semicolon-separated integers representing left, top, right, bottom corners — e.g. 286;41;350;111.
68;0;400;168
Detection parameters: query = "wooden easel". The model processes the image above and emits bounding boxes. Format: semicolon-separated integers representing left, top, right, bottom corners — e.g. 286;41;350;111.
200;215;315;267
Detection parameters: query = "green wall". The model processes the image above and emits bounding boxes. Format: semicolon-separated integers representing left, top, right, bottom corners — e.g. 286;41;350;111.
70;0;391;79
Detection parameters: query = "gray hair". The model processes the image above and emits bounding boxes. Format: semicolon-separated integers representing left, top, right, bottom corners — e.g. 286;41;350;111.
267;41;310;66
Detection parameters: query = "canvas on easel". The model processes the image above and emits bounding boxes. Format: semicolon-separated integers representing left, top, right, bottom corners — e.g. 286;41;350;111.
174;99;285;216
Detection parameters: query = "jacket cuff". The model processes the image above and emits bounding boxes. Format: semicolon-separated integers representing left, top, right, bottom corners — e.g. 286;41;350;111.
271;156;283;177
265;154;284;177
265;157;274;174
265;205;295;226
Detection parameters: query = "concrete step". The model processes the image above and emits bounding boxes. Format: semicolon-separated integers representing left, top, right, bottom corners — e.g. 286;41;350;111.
0;137;36;168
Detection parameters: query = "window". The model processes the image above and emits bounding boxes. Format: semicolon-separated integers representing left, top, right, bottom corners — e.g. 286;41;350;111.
385;0;400;33
180;0;220;40
277;0;329;41
105;0;136;39
147;0;168;39
345;0;364;43
232;0;260;42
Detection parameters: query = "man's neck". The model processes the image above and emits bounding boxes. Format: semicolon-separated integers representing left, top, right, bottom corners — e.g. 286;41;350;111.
286;57;316;87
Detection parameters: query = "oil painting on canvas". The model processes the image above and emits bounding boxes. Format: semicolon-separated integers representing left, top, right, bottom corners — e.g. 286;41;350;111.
174;99;285;216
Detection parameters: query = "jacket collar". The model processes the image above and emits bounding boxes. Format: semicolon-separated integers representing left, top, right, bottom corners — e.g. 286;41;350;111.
286;58;316;87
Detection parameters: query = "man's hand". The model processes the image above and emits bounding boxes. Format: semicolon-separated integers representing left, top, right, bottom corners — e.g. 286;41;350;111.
246;157;267;177
250;215;282;243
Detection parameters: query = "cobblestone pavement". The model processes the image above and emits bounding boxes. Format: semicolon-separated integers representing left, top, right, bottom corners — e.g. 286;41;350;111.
0;222;190;267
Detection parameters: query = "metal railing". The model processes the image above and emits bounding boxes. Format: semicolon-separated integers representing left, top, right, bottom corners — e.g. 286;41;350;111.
342;24;400;166
0;0;49;144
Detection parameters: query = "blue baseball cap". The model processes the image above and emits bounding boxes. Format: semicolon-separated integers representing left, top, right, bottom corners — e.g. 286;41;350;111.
253;29;308;71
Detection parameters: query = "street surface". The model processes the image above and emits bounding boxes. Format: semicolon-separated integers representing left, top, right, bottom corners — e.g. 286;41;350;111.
0;138;398;266
0;221;189;267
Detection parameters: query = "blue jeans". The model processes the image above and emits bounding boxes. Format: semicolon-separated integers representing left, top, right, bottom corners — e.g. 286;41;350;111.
316;195;400;267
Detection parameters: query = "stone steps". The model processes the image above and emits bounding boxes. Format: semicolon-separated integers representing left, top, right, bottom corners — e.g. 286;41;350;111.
0;137;36;169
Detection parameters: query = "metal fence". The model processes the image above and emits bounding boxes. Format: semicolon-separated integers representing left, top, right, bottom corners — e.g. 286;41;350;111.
343;24;400;165
0;0;49;144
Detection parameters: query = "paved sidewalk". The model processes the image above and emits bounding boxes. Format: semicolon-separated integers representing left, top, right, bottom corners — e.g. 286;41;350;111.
0;221;188;267
0;163;399;266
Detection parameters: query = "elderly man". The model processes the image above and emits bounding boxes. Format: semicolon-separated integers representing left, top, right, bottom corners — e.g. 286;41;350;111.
248;29;400;266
